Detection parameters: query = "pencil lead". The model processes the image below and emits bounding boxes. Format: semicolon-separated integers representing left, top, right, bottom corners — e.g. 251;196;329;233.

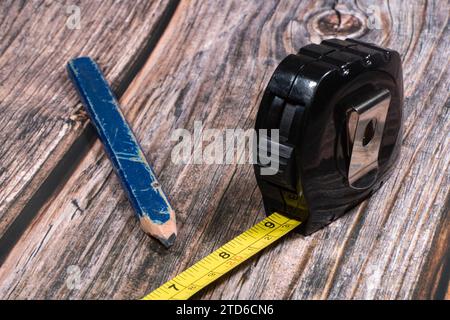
158;233;176;248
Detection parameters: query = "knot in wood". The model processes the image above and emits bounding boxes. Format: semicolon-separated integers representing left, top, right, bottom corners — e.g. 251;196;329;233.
310;10;365;38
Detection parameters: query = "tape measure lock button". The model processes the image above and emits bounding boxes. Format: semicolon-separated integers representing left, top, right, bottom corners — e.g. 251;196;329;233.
254;38;404;235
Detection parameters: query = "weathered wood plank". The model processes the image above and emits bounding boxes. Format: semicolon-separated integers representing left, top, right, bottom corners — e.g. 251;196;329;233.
0;0;175;238
0;0;448;299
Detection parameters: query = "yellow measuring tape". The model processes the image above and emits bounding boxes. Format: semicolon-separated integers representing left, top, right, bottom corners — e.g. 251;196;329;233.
142;212;301;300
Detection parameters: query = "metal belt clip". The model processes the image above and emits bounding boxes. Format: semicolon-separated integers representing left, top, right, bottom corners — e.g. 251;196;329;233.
346;88;391;189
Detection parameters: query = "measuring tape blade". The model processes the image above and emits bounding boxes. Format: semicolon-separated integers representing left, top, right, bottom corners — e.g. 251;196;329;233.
142;212;301;300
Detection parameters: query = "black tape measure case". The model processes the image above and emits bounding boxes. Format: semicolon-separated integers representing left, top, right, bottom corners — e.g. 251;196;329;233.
254;38;403;235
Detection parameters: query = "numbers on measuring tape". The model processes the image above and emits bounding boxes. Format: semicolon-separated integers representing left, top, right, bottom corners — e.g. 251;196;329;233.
142;213;302;300
264;221;275;228
219;251;231;259
225;256;243;267
168;283;179;291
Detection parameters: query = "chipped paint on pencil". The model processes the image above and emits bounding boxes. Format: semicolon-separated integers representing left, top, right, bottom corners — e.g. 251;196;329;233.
67;57;177;247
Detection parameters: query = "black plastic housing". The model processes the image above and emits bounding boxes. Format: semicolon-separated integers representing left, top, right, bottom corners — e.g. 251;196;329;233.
254;38;403;235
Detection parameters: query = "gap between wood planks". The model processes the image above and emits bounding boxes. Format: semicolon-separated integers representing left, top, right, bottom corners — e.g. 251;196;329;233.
0;0;181;265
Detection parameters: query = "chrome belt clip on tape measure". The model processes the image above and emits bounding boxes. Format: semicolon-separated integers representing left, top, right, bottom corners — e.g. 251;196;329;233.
255;38;404;235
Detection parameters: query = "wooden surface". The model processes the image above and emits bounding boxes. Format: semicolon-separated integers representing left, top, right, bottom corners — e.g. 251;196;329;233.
0;0;448;299
0;0;175;238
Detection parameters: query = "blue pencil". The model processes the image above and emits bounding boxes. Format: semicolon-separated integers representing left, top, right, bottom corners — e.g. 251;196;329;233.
67;57;177;248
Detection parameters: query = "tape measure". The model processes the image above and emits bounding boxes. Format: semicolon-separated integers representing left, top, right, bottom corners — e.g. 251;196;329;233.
143;213;301;300
143;38;403;300
254;38;403;235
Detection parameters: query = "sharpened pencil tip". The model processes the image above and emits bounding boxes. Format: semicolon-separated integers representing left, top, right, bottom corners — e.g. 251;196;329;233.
158;233;176;248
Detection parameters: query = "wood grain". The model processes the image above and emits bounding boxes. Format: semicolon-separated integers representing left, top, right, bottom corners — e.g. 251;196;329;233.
0;0;174;238
0;0;448;299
